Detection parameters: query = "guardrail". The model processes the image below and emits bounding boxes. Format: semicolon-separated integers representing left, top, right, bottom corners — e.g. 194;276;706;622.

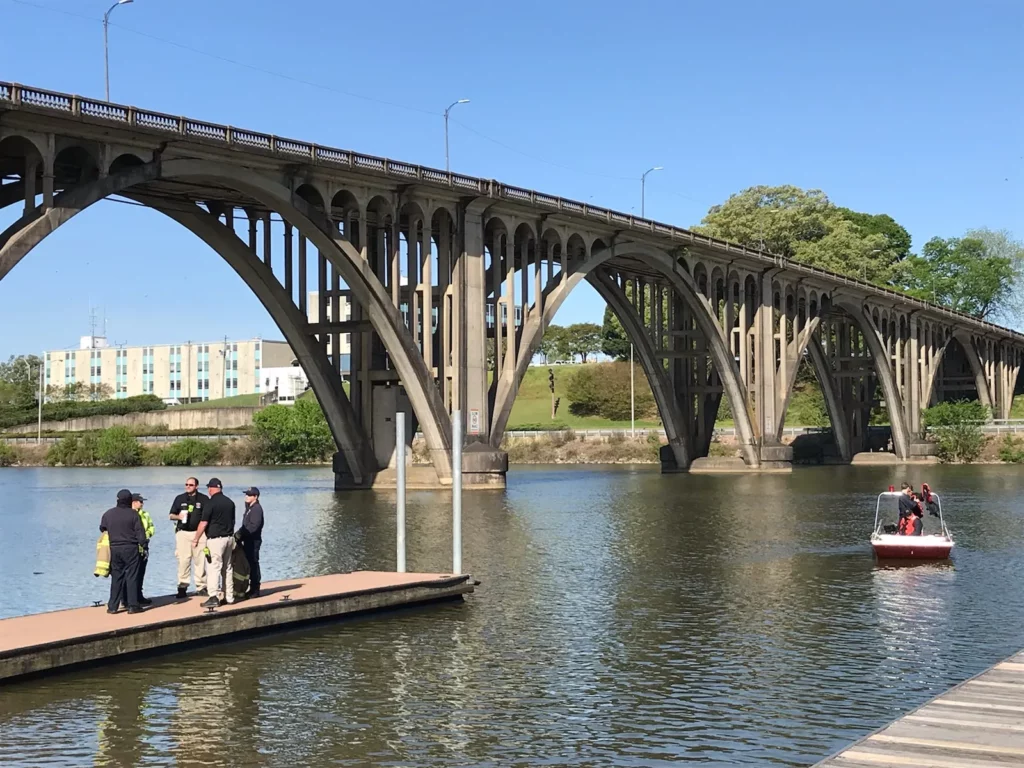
2;81;1022;343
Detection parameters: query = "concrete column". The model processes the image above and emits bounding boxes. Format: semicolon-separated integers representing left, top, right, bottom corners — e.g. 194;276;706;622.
421;222;433;373
491;231;504;378
409;218;421;346
908;316;920;433
390;220;401;309
298;236;307;316
247;213;257;253
756;273;777;442
457;205;490;440
262;213;272;269
283;222;293;301
534;235;544;321
23;158;37;215
41;136;54;211
438;221;452;409
504;232;516;375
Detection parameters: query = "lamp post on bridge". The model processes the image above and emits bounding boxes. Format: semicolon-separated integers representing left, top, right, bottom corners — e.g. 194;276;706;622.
631;166;663;437
444;99;470;173
103;0;133;102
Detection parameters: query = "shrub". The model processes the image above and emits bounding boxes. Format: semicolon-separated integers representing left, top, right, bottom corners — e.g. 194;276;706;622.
566;363;656;421
159;438;221;466
252;399;334;463
999;434;1024;463
96;427;143;467
47;433;99;466
923;400;988;463
0;394;165;430
0;440;16;467
219;437;263;466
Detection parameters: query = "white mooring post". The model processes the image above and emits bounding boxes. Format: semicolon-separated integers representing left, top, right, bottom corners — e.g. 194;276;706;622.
396;412;406;573
452;410;463;575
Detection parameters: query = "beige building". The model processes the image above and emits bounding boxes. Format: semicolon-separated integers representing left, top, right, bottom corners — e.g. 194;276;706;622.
44;336;294;403
307;291;352;368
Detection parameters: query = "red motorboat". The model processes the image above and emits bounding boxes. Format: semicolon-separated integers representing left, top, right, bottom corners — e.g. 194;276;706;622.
870;488;954;560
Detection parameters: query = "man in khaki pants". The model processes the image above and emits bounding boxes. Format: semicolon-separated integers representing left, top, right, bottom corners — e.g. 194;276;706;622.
194;478;236;608
169;477;209;599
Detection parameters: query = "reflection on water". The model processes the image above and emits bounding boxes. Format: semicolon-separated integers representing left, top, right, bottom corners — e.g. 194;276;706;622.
2;464;1024;766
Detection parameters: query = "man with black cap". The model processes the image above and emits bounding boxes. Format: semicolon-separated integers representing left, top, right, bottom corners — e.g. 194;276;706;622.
100;489;146;614
169;476;209;599
238;487;264;598
193;478;235;607
131;493;155;605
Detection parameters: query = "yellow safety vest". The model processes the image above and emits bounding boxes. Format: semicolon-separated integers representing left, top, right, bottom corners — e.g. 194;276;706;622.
94;532;110;578
138;508;155;540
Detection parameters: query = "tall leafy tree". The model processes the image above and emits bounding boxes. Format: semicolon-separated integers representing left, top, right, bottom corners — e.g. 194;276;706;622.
900;236;1014;318
600;307;630;361
696;185;905;285
0;354;43;407
538;324;569;363
564;323;602;363
963;228;1024;327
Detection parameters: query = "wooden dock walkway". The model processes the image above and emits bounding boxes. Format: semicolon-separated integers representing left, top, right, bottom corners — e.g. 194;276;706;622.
0;571;473;683
815;649;1024;767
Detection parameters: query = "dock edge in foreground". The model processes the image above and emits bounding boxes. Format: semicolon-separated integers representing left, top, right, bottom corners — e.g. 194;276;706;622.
812;647;1024;766
0;573;473;683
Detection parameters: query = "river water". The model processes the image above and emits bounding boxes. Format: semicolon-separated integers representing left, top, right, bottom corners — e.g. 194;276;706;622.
1;464;1023;766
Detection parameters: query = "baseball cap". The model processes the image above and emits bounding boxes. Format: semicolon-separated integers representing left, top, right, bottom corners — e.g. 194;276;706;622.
243;487;260;497
206;478;223;489
116;489;132;502
131;493;146;502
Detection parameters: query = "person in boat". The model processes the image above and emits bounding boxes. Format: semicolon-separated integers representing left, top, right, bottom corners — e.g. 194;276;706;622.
908;506;924;536
920;483;940;517
897;483;917;531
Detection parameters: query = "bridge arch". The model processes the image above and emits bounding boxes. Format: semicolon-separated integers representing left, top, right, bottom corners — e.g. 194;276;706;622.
0;157;454;483
488;238;759;467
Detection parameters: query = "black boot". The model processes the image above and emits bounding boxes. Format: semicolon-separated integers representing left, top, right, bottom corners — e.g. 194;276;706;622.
139;596;153;606
176;587;187;599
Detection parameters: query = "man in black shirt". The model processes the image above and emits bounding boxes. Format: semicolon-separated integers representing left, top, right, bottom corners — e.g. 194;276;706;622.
100;489;146;614
897;483;916;527
169;477;210;599
193;478;236;607
239;487;265;598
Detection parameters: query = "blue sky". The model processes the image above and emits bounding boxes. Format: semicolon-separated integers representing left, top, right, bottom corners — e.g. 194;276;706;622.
0;0;1021;356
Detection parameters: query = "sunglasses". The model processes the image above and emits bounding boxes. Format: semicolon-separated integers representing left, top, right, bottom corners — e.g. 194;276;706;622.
185;483;197;487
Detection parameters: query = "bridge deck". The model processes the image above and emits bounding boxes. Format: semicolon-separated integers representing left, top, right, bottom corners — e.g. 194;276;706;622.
815;650;1024;766
0;571;473;682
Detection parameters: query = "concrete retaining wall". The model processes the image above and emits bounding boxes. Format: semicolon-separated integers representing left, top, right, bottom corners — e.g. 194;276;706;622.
5;407;259;434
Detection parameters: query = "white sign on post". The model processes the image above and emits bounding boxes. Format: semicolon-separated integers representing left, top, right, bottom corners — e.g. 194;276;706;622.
468;409;481;435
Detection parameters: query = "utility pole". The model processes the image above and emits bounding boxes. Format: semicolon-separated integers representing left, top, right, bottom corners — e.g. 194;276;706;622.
443;99;470;173
37;353;43;443
103;0;134;102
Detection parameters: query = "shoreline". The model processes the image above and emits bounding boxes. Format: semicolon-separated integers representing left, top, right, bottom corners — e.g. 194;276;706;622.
1;431;1021;468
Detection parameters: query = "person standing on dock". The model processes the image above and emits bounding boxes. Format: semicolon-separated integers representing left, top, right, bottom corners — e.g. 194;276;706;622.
239;487;264;599
100;489;146;615
170;477;209;599
131;494;155;606
194;478;235;608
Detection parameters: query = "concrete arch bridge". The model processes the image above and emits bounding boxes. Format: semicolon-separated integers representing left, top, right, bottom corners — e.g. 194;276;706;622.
2;83;1021;488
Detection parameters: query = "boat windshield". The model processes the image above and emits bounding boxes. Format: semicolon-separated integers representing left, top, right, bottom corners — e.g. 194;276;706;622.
873;491;947;536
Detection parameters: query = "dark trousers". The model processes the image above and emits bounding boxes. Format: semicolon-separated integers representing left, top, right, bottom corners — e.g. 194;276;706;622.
243;538;261;591
137;545;148;600
109;544;141;612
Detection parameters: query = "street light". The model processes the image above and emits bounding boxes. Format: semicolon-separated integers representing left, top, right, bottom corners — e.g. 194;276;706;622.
444;99;470;173
631;166;663;438
103;0;133;102
640;166;663;219
16;356;43;443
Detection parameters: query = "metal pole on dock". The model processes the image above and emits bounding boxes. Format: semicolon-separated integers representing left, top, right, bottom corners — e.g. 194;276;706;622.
396;412;406;573
452;410;463;575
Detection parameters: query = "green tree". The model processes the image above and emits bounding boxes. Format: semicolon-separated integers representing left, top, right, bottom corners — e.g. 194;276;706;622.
900;236;1014;318
922;400;988;463
97;426;143;466
963;228;1024;327
696;185;905;284
564;323;602;363
538;324;568;363
0;354;43;407
601;307;630;361
252;399;334;463
566;362;656;421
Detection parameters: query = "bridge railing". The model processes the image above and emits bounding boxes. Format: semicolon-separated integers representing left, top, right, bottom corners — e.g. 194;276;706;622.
2;81;1022;344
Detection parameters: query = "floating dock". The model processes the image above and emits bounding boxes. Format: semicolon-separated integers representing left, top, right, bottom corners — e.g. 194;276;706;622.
815;649;1024;766
0;571;473;682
